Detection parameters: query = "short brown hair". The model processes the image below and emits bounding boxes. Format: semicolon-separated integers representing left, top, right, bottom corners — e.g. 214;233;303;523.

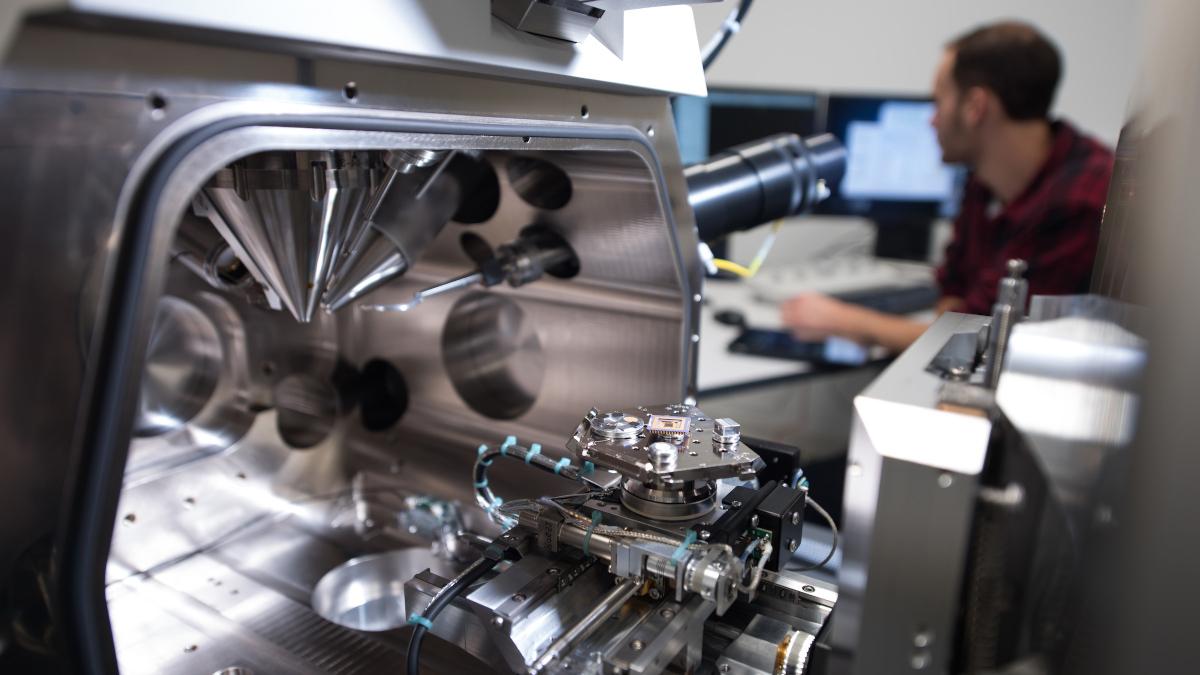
948;21;1062;121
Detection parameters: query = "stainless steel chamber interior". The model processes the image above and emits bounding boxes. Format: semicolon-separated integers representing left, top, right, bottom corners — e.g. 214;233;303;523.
95;117;695;675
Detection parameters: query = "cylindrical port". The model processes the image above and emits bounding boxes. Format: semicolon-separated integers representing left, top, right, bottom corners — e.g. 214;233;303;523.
684;132;846;242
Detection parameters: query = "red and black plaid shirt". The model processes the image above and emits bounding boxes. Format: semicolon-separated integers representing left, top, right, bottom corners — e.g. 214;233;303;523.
937;120;1114;314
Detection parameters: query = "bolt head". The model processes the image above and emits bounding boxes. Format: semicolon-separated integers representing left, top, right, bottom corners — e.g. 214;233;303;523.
699;530;711;540
629;639;645;652
787;539;798;552
492;616;505;627
801;584;816;593
791;511;801;525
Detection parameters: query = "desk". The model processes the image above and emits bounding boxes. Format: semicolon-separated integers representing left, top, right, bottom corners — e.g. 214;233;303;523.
695;272;931;512
697;278;817;394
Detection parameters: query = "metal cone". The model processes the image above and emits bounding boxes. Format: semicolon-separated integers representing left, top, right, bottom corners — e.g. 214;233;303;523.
200;152;374;322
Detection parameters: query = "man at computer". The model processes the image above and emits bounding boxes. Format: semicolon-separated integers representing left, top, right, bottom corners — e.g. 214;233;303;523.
781;21;1114;352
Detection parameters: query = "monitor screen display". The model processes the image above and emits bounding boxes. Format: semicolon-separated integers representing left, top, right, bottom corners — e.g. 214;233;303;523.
673;89;821;165
819;95;966;219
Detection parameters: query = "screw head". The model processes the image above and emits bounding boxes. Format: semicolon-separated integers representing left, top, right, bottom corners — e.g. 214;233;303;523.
719;664;731;673
547;567;561;576
802;584;816;593
511;593;526;602
629;639;645;652
791;511;801;525
492;616;506;627
699;530;711;540
660;608;675;619
937;473;954;488
749;514;759;529
913;630;933;648
787;539;799;552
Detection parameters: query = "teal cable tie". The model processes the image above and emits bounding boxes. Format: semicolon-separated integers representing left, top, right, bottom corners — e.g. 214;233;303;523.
474;478;488;488
583;511;602;558
500;435;517;455
582;461;595;476
408;613;433;630
553;457;571;475
477;444;493;466
525;443;542;464
672;530;697;562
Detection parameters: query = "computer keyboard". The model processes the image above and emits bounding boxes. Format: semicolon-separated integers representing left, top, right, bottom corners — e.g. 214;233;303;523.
748;256;937;312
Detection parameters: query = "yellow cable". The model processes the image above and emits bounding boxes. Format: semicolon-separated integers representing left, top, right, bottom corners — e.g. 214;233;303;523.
713;258;753;278
714;219;784;279
747;219;784;276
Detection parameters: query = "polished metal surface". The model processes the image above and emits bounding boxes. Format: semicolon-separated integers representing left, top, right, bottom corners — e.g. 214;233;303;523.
527;576;641;673
716;614;814;675
492;0;605;44
312;549;459;632
134;295;223;437
620;477;716;521
440;291;546;421
832;312;993;675
996;295;1146;529
570;404;763;485
0;13;707;675
203;152;375;322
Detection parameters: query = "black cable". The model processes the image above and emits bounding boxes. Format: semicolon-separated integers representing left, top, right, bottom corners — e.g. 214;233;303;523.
406;555;501;675
700;0;755;70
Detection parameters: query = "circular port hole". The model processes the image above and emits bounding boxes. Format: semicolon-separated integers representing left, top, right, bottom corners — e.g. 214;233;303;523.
275;374;337;449
135;296;223;437
342;81;359;102
442;292;544;420
519;224;580;279
506;156;572;210
449;154;501;225
359;359;408;432
313;550;459;632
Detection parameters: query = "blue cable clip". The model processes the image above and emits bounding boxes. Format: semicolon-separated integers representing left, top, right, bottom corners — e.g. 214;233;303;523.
408;613;433;630
583;511;602;558
582;461;595;476
477;444;493;466
500;435;517;455
672;530;697;562
553;457;571;475
525;443;542;464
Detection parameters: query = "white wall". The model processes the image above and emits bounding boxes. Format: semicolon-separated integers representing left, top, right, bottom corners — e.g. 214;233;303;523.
693;0;1143;145
692;1;1144;266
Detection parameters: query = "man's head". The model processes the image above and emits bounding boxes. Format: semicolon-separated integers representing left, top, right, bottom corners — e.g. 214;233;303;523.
931;21;1062;165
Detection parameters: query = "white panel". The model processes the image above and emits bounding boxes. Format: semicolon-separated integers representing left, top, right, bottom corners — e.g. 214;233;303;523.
15;0;708;95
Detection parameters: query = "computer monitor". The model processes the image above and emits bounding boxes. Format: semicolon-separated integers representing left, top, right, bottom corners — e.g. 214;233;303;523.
673;88;822;165
817;94;966;220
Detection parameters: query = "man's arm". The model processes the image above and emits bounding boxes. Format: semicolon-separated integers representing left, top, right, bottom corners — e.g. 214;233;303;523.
781;293;965;353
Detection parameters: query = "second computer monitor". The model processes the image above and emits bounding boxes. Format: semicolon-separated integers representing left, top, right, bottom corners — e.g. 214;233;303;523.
818;94;966;220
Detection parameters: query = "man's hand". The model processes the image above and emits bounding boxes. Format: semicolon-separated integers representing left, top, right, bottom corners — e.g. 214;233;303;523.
780;292;863;342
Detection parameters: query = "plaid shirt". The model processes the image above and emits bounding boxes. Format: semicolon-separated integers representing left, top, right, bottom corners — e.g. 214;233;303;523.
937;120;1114;314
